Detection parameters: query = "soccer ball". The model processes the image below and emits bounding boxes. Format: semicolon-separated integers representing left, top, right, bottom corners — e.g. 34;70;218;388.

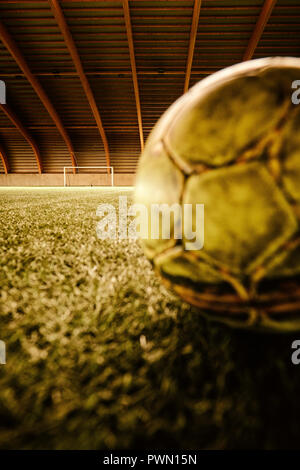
135;57;300;331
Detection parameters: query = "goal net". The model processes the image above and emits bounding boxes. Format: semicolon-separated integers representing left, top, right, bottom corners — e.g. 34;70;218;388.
63;166;114;187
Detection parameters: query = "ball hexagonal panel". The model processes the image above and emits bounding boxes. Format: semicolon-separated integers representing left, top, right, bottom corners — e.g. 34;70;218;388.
183;162;297;275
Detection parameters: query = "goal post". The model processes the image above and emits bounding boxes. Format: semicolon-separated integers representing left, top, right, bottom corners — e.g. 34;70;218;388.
63;166;114;187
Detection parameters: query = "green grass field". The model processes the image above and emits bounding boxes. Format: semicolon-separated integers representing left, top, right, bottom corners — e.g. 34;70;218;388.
1;187;300;449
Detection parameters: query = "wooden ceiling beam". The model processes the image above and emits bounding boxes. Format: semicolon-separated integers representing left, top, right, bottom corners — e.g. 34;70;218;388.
184;0;202;93
0;20;77;173
243;0;277;61
0;103;42;173
123;0;144;151
49;0;111;171
0;141;10;174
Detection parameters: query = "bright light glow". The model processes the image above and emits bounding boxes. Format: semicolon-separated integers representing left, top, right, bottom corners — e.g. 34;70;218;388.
0;186;133;191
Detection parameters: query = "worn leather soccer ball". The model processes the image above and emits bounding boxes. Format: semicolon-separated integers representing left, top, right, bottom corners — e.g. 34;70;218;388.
135;57;300;331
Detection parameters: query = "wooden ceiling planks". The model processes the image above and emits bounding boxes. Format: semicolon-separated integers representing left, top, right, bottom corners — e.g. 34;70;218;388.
0;0;297;174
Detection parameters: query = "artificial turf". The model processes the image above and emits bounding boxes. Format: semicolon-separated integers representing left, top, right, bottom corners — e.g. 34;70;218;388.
0;187;300;450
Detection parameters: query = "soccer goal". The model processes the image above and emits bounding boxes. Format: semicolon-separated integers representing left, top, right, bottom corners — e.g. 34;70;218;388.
63;166;114;187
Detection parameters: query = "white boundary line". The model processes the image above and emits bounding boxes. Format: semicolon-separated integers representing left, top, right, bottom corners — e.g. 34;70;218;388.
63;166;114;187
